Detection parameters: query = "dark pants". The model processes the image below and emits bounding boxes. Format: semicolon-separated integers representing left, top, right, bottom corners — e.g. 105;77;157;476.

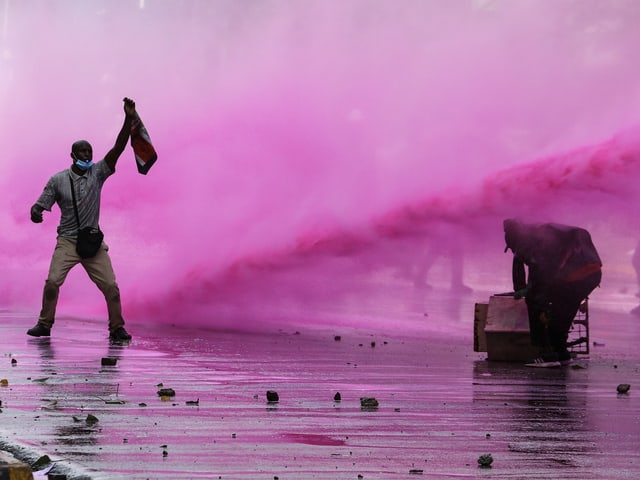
526;270;601;356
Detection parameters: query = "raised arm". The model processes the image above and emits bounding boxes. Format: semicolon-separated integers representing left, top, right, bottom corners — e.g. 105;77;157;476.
103;97;137;172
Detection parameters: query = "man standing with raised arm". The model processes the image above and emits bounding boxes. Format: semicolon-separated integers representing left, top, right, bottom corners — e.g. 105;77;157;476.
28;97;137;342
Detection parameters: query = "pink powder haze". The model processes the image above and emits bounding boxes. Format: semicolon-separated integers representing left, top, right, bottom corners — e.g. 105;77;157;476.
2;1;640;334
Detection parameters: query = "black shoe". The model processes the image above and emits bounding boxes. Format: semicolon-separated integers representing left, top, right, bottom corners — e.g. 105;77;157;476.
27;323;51;337
109;327;132;341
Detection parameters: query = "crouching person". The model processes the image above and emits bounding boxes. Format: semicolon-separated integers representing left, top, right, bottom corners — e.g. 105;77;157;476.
503;219;602;367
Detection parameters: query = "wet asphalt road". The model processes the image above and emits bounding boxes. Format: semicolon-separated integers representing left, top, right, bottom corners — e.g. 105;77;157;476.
0;302;639;479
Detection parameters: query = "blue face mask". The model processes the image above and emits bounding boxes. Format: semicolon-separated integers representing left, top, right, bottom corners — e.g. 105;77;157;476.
75;159;94;170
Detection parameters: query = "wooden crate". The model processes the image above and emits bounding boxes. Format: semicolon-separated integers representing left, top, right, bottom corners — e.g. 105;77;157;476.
475;295;537;361
474;295;590;361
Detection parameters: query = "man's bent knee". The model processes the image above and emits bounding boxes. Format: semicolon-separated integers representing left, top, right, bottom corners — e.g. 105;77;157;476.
44;280;59;301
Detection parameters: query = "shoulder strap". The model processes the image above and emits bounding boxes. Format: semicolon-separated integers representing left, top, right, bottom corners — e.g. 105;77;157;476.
68;174;81;229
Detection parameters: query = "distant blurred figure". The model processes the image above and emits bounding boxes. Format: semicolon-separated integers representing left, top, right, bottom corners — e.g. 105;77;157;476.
503;219;602;367
631;239;640;316
633;239;640;297
412;220;472;293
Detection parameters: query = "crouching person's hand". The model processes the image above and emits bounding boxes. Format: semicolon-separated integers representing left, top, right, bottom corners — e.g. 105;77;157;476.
514;287;529;300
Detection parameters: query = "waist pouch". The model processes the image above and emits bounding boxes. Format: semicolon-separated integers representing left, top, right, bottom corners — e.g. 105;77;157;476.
76;227;104;258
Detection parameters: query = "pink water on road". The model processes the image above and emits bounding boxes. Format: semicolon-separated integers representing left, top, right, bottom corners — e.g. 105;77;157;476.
1;1;640;333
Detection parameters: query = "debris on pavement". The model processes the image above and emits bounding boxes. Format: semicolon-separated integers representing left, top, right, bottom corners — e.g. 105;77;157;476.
31;454;52;470
157;388;176;398
85;414;99;426
101;357;118;366
617;384;631;394
478;453;493;468
360;397;379;409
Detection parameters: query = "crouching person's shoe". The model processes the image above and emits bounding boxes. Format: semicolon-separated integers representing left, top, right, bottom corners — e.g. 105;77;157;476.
558;350;573;366
525;353;561;368
27;323;51;337
109;327;132;342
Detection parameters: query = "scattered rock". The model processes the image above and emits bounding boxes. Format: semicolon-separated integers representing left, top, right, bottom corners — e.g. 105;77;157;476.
477;453;493;468
86;414;99;425
31;454;51;470
617;384;631;394
334;392;341;402
266;390;279;403
360;397;379;409
48;474;68;480
186;399;200;406
11;358;17;366
370;341;376;348
334;335;341;341
157;388;176;397
409;469;424;474
101;357;118;366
